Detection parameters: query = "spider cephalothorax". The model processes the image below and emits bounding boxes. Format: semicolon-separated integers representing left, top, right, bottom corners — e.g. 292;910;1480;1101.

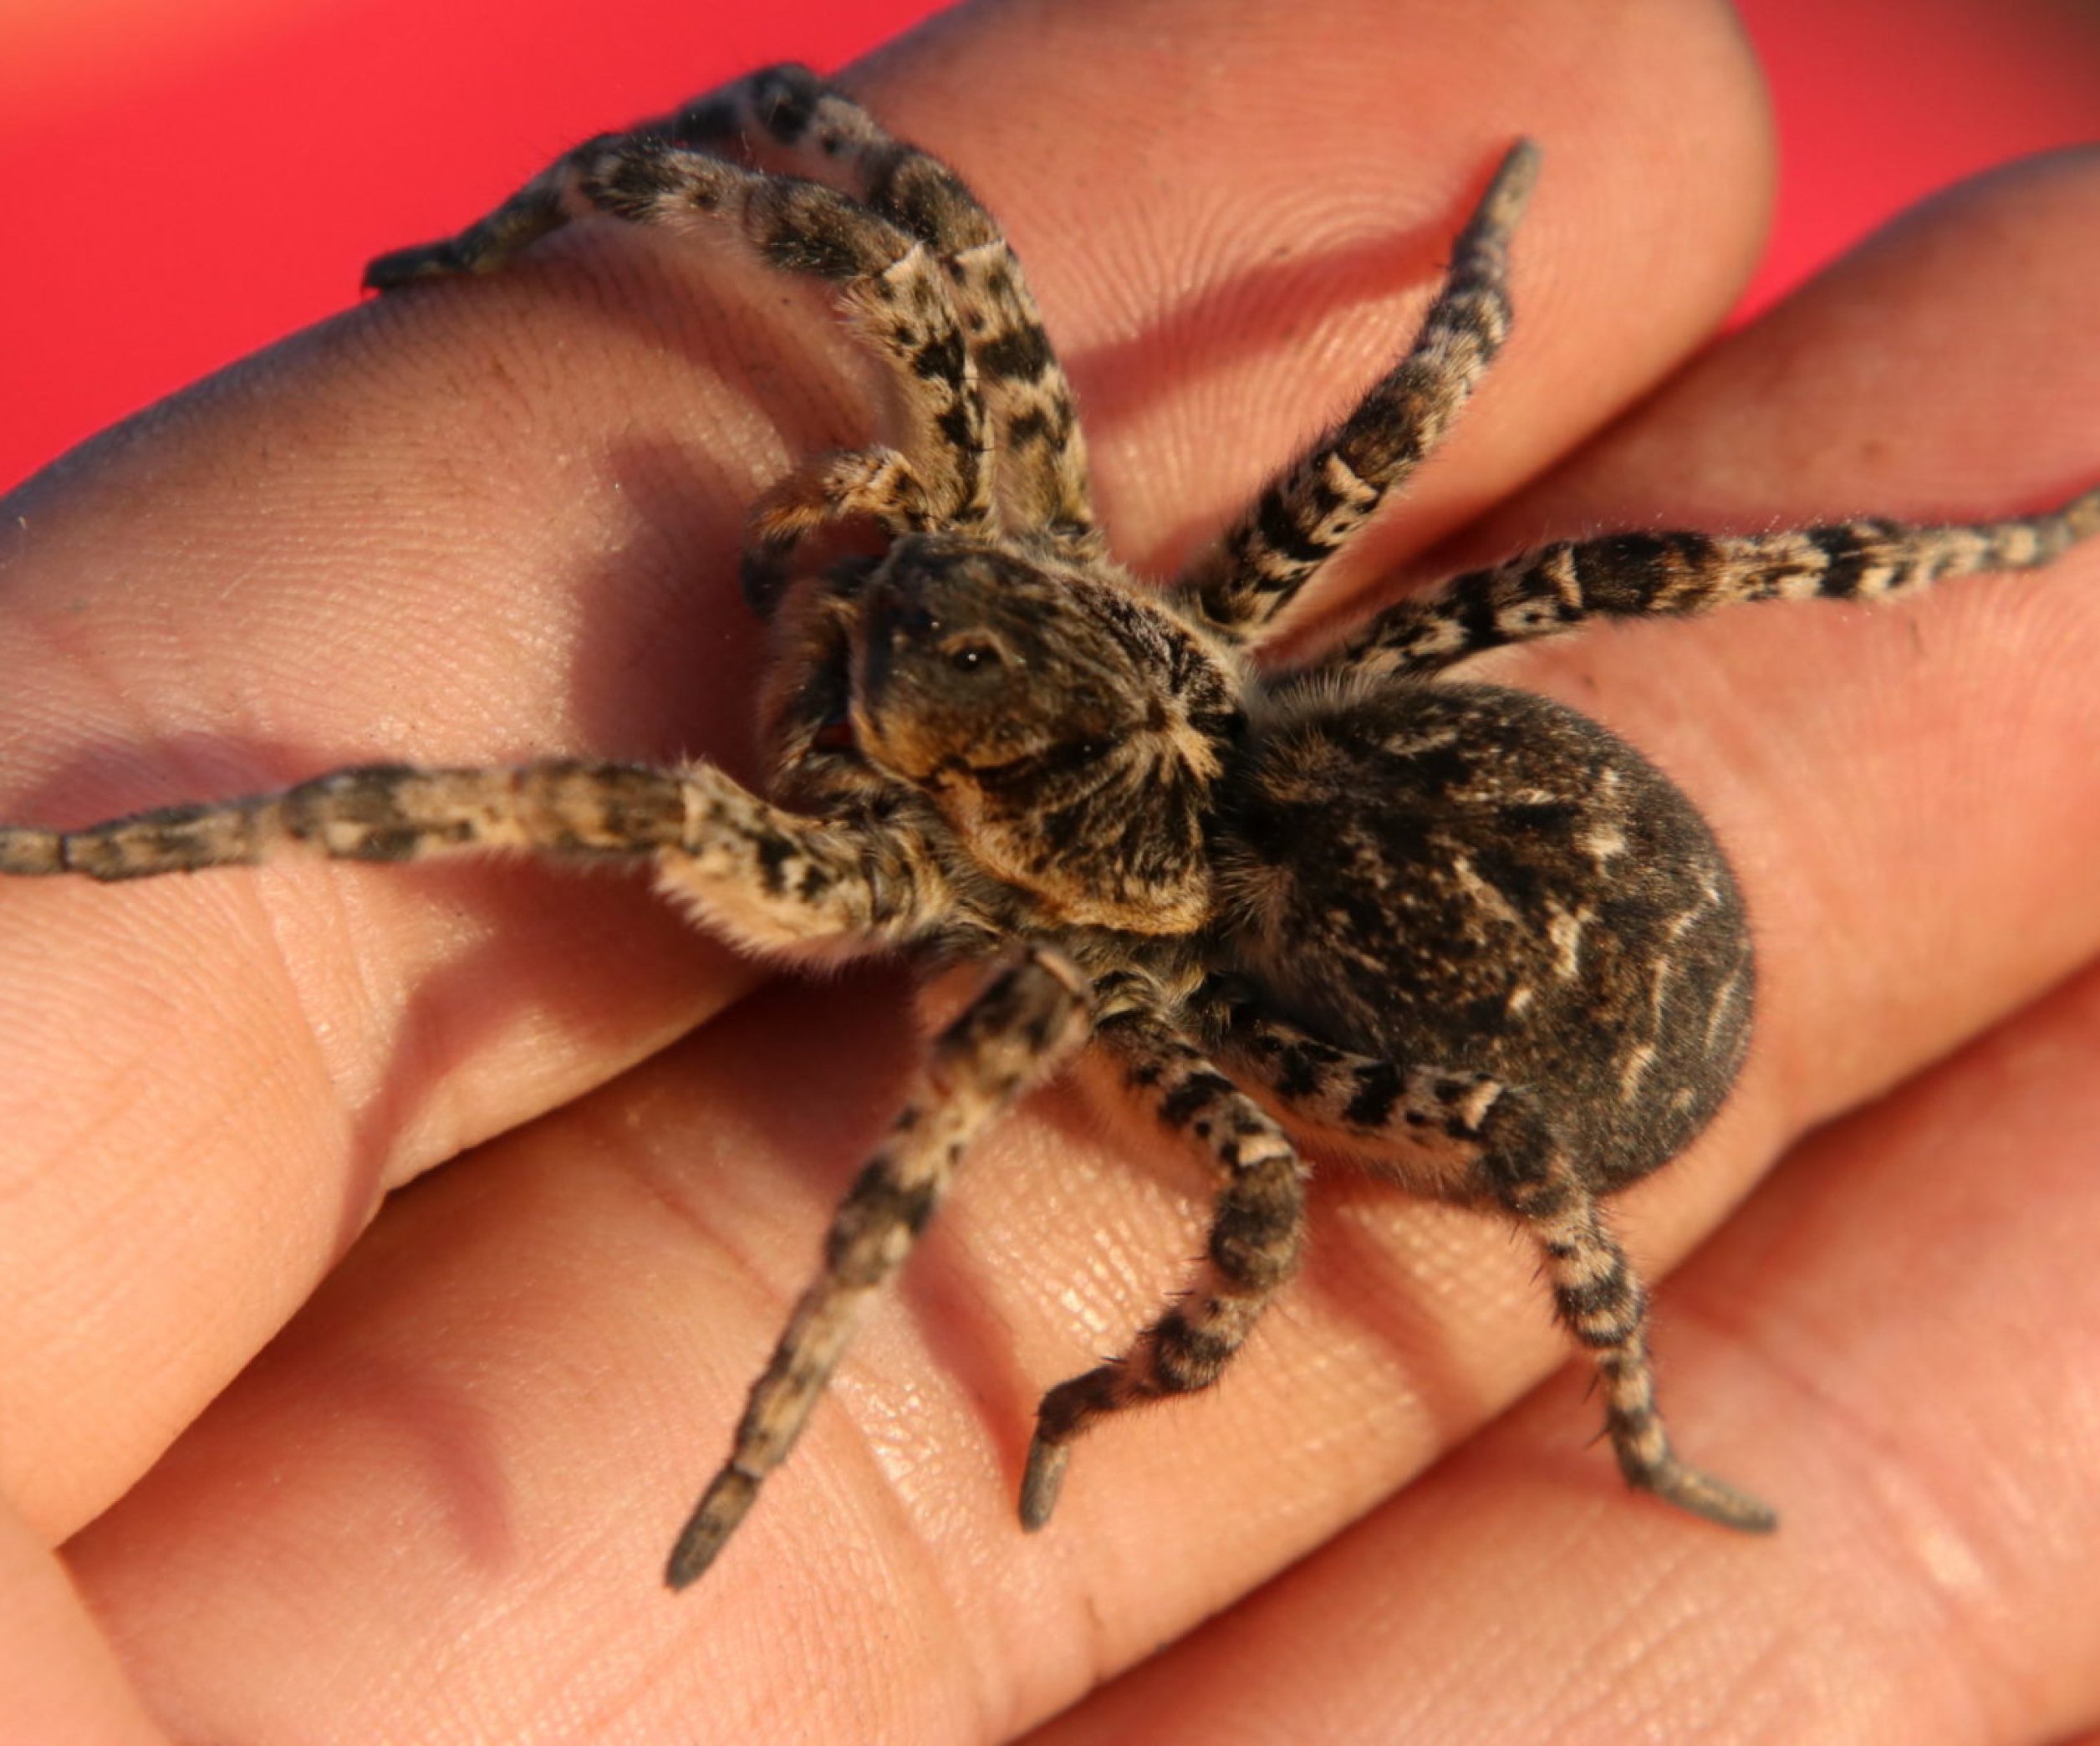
4;64;2095;1590
838;533;1240;934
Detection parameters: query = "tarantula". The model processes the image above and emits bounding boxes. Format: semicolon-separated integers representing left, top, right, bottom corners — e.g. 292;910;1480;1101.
4;66;2095;1591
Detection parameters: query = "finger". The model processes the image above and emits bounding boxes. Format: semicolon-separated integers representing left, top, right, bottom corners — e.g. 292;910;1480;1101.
0;0;1773;1536
0;1498;167;1743
1029;956;2100;1743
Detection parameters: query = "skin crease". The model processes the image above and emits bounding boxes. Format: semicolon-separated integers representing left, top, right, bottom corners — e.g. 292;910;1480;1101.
0;0;2096;1740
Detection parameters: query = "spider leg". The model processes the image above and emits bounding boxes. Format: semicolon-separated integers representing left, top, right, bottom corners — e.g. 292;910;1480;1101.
1218;999;1776;1534
666;945;1091;1587
739;444;933;616
365;132;994;545
0;760;948;958
1020;1000;1307;1530
1476;1089;1776;1533
1171;140;1539;646
359;139;612;288
1328;484;2100;682
675;65;1101;554
1216;1001;1506;1196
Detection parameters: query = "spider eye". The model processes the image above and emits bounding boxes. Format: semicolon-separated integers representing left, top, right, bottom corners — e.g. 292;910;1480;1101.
942;636;1003;675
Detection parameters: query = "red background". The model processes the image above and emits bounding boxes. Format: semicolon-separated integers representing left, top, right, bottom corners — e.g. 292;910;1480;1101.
2;0;2096;493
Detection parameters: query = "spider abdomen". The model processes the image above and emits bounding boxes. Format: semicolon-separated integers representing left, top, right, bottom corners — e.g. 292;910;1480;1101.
1216;682;1752;1187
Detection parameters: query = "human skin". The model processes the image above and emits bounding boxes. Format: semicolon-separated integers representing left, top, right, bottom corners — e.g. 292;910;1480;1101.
2;0;2097;1738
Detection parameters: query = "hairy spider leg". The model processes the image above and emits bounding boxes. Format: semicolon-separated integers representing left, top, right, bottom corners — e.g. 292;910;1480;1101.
675;64;1101;554
0;760;946;958
359;135;612;288
666;946;1092;1587
1477;1089;1776;1531
0;760;688;877
1173;139;1539;645
1219;1002;1776;1533
740;444;936;595
1337;484;2100;681
364;129;996;611
1020;1001;1307;1529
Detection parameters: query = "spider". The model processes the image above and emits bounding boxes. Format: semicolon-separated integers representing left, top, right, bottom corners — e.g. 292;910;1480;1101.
4;65;2095;1593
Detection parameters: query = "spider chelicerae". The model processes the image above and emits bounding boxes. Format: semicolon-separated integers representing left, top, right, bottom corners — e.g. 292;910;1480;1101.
5;66;2096;1591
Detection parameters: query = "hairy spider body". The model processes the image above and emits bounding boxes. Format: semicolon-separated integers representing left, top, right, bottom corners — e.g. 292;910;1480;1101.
6;65;2096;1589
1216;680;1751;1185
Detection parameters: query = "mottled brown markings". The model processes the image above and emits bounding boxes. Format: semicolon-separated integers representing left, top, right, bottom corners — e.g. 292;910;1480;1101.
375;118;996;564
974;323;1056;384
1017;1002;1306;1527
7;66;2093;1586
667;947;1088;1588
1345;1063;1416;1131
1347;488;2100;680
1176;140;1536;639
682;63;1097;552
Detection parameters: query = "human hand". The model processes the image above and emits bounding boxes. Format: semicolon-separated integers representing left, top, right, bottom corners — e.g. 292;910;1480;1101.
3;0;2097;1738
